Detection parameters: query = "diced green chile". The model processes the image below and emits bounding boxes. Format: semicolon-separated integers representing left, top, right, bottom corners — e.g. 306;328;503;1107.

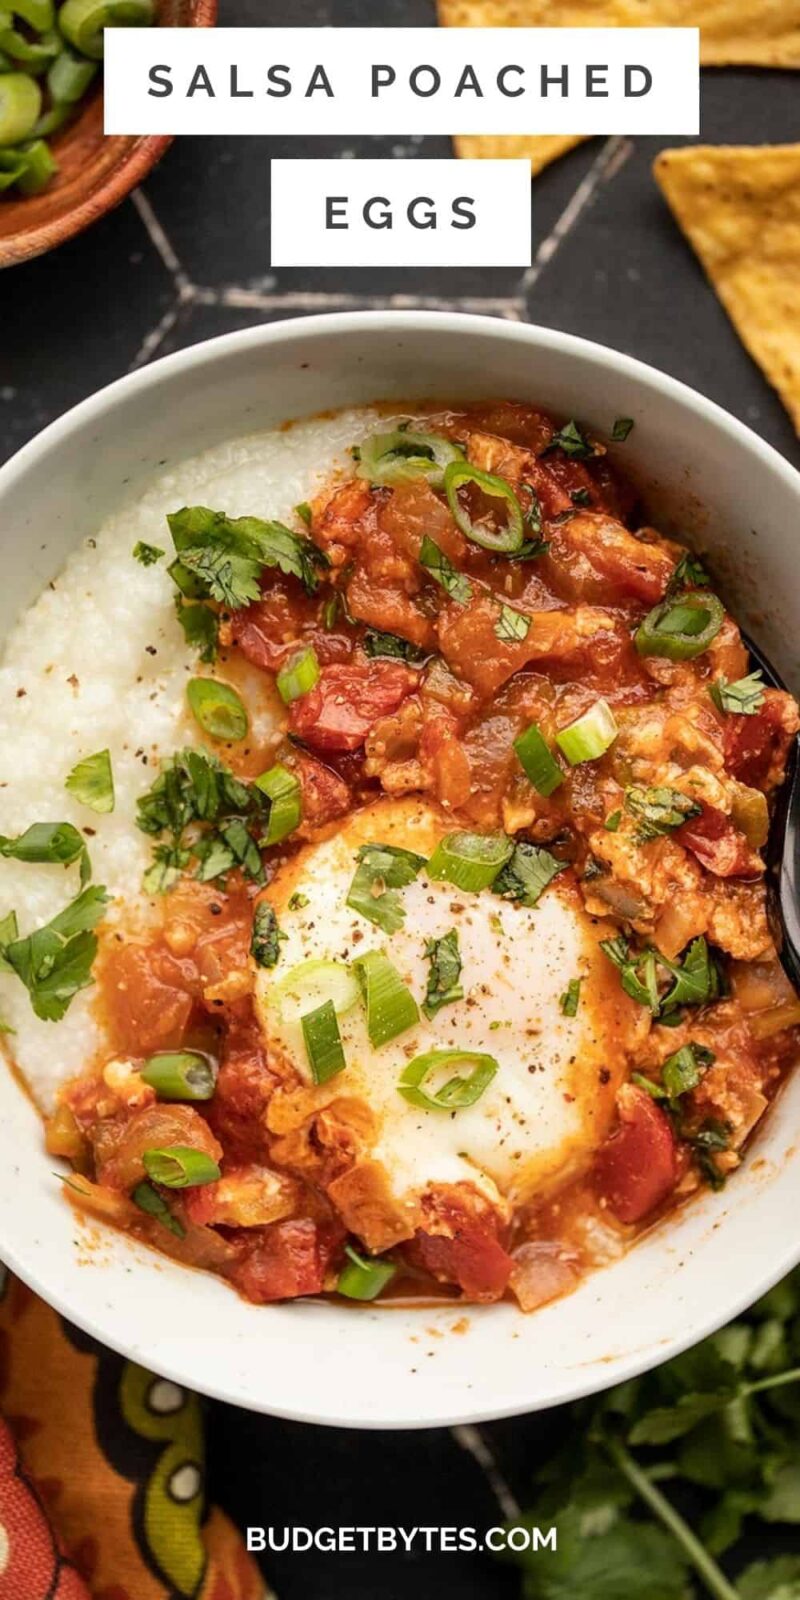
443;460;525;554
634;591;725;661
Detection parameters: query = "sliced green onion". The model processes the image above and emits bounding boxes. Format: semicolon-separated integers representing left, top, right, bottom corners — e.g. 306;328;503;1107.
605;809;622;832
443;460;524;554
0;819;85;867
556;699;618;765
0;72;41;142
301;998;347;1084
514;723;564;797
560;978;581;1017
140;1050;216;1102
57;0;155;60
356;428;463;489
269;958;360;1026
353;950;419;1048
295;501;312;526
337;1243;397;1301
634;591;725;661
0;27;60;70
13;0;55;27
132;1180;185;1237
31;101;72;136
47;45;97;103
142;1145;220;1189
276;645;320;704
254;763;302;845
398;1048;498;1112
14;135;56;193
186;677;248;742
427;830;513;892
0;148;28;190
65;748;114;815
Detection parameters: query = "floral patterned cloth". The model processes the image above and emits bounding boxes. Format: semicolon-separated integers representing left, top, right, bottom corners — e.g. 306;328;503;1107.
0;1271;267;1600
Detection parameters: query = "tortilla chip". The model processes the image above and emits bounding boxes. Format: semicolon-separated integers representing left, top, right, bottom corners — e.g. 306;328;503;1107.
454;134;588;177
654;144;800;432
437;0;800;69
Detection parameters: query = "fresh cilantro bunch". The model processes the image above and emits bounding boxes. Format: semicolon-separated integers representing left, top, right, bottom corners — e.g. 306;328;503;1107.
502;1269;800;1600
136;747;271;893
601;935;723;1020
164;503;329;664
167;504;328;609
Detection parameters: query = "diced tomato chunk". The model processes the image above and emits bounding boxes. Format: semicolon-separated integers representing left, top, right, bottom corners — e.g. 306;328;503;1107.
288;661;419;753
230;579;351;674
677;802;762;880
723;692;797;790
593;1084;677;1225
293;750;352;827
206;1019;276;1164
406;1194;513;1301
229;1218;341;1304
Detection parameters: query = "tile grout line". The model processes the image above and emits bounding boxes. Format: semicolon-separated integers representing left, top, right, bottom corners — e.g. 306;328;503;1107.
132;187;195;295
521;134;633;297
128;302;184;371
451;1424;523;1522
204;285;524;316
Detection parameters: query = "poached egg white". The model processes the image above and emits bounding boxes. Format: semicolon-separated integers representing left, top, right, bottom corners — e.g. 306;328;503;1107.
255;797;639;1240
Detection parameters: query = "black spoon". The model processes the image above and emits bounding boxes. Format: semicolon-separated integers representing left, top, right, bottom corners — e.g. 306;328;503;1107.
742;633;800;991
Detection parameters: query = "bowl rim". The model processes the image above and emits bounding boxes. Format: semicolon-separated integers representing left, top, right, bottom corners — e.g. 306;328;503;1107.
2;308;800;1430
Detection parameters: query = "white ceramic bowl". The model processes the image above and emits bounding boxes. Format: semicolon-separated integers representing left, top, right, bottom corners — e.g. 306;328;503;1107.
1;311;800;1430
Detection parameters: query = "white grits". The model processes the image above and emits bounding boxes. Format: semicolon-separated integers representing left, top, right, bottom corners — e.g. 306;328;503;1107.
0;408;383;1111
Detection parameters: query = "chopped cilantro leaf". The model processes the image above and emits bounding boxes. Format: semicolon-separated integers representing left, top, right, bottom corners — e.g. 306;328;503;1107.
611;417;634;441
544;419;596;459
167;504;327;608
251;902;286;969
494;602;531;643
710;672;766;717
133;541;165;567
493;842;565;908
423;928;464;1019
136;747;269;892
2;883;108;1022
65;750;114;816
175;599;219;664
346;843;426;934
667;551;711;597
625;785;701;843
418;535;472;605
362;629;427;663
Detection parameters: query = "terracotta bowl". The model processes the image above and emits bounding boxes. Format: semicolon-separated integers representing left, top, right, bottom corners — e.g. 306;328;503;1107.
0;0;217;269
